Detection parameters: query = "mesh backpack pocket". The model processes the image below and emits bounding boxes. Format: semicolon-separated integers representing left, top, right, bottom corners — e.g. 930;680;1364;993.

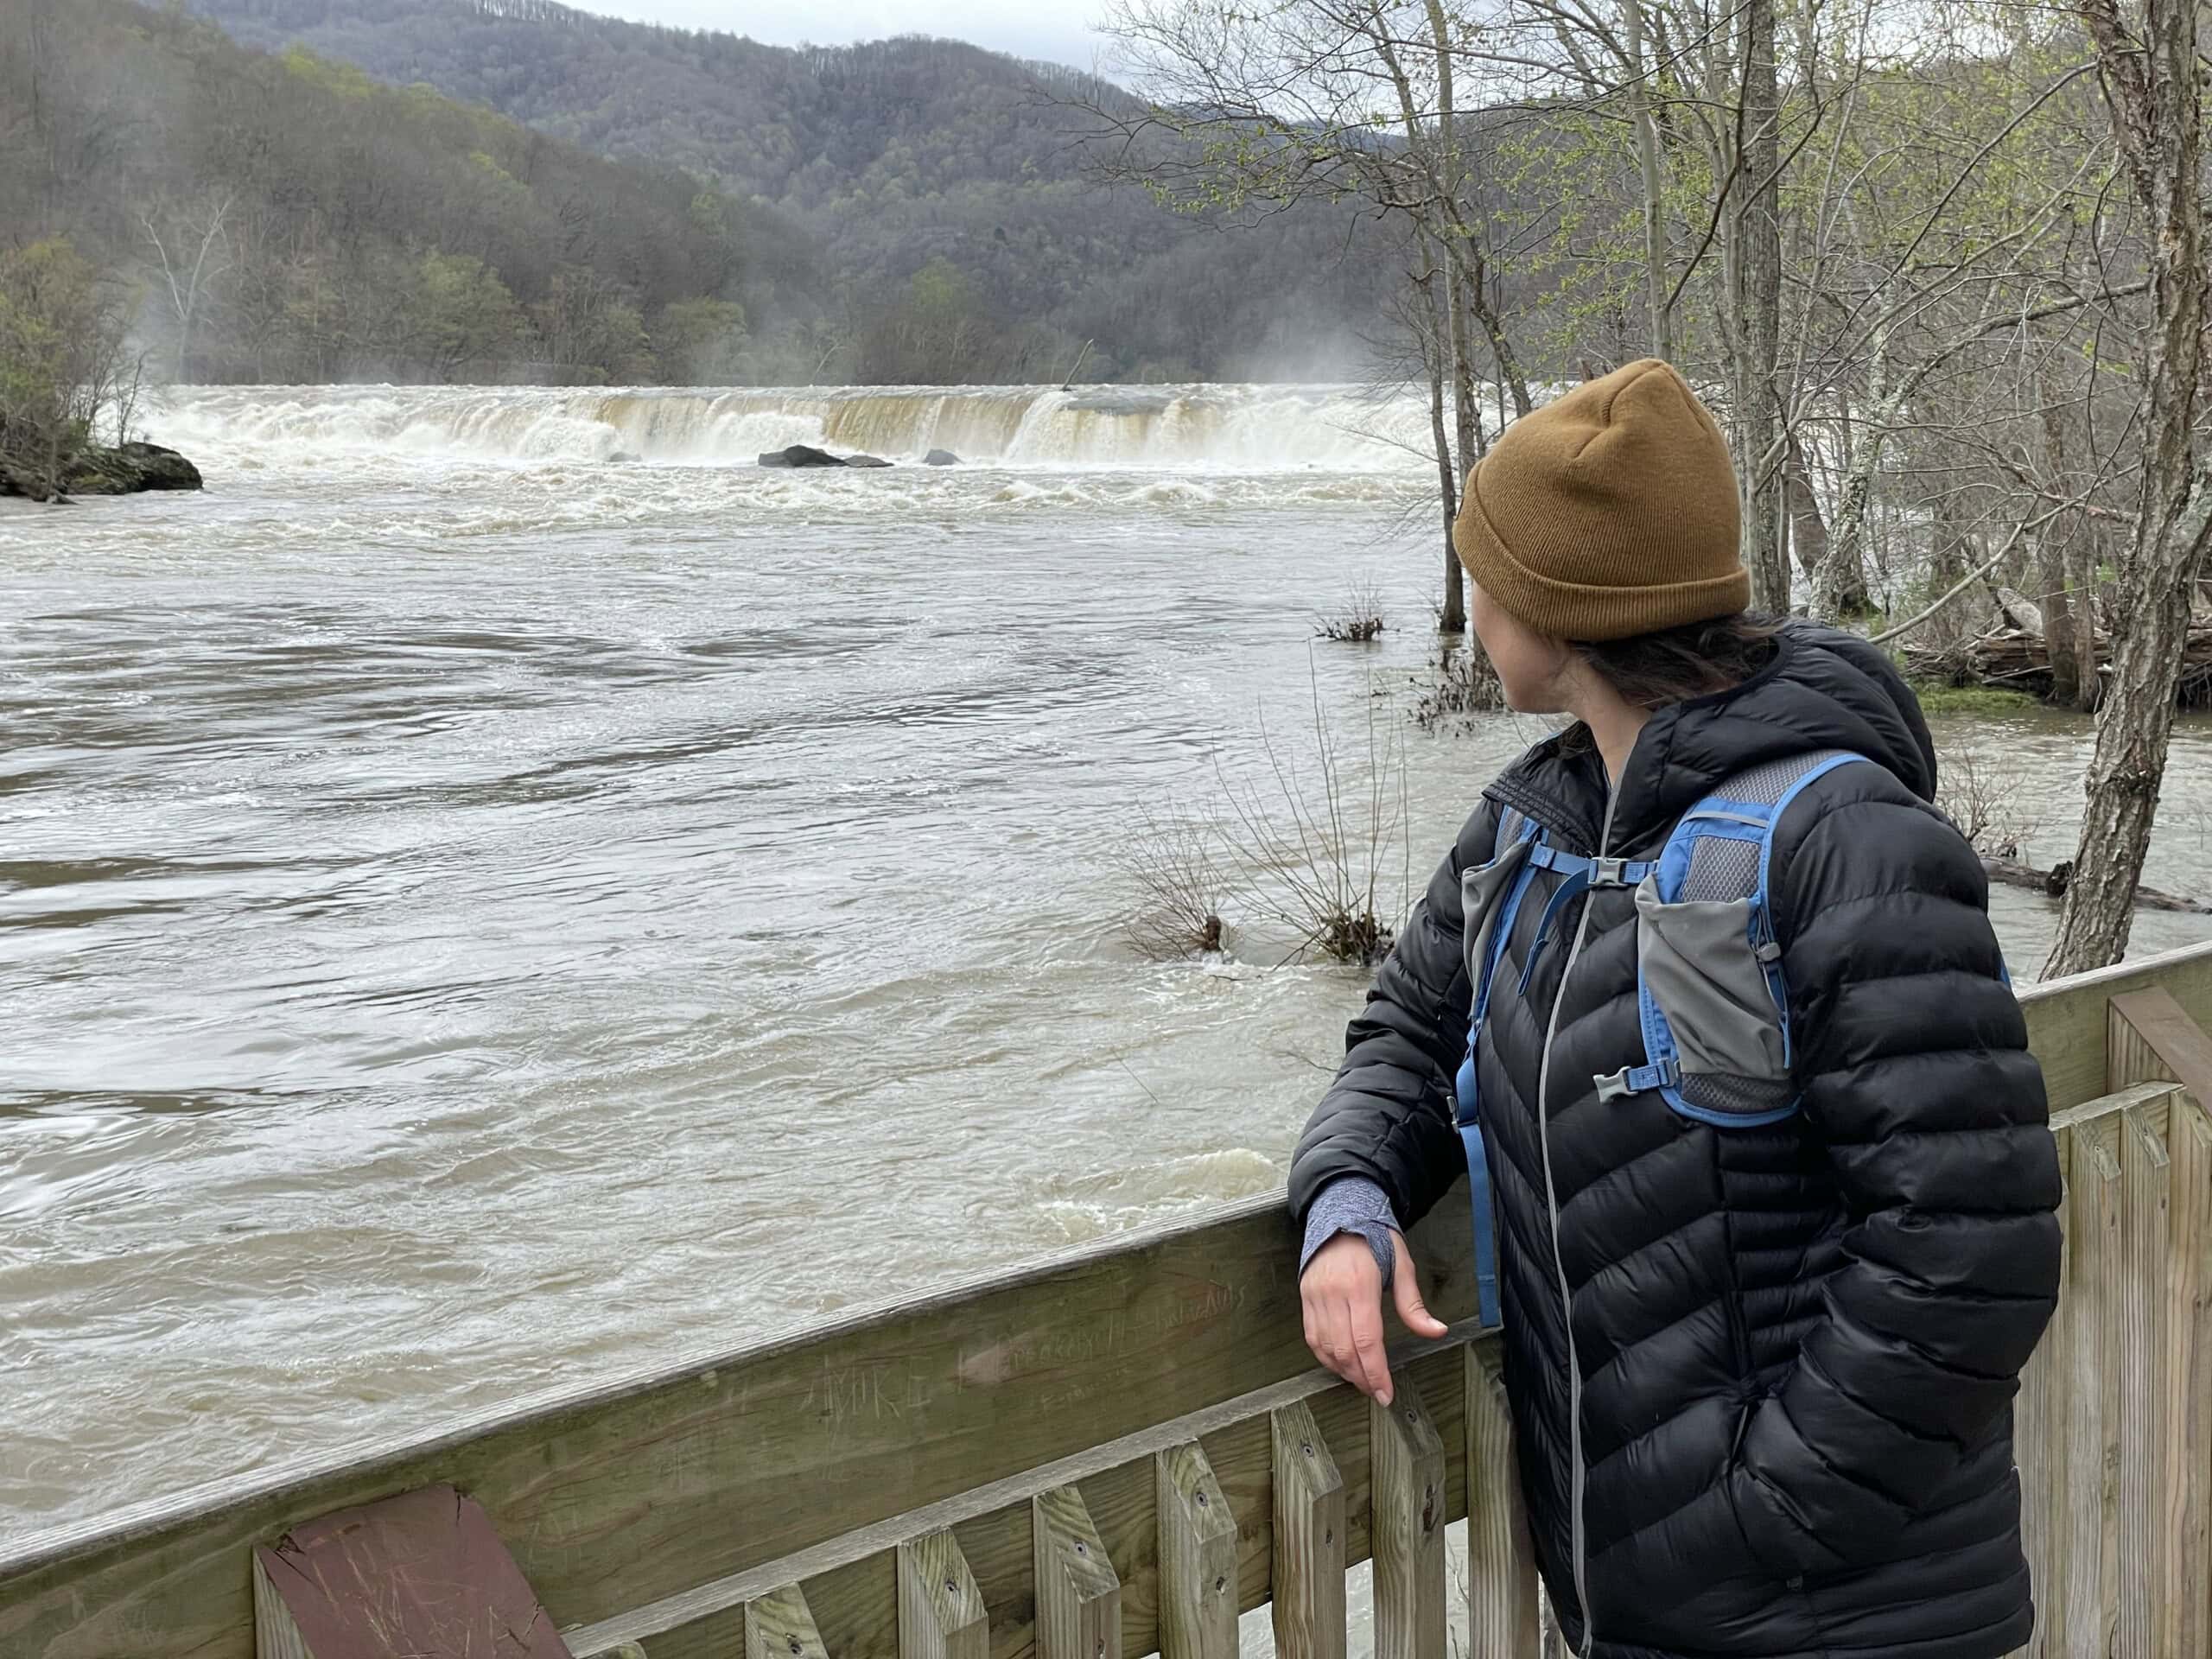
1594;750;1875;1129
1633;880;1794;1126
1459;816;1538;992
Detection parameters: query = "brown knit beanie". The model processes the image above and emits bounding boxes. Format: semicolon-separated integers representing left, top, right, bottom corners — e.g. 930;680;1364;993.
1452;359;1748;641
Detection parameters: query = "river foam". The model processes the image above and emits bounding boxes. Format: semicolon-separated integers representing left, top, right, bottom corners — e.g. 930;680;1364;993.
145;381;1441;472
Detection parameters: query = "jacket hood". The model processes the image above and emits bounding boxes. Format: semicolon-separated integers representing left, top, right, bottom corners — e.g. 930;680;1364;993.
1489;620;1939;854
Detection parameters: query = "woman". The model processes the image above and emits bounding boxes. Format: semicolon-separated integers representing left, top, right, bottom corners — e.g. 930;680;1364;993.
1291;359;2062;1659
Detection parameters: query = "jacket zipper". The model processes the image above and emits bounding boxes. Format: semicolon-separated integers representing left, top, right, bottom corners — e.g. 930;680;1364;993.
1535;784;1618;1650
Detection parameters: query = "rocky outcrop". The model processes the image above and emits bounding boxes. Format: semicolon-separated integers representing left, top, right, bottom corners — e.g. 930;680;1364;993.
62;442;204;496
758;444;846;467
2;441;204;500
757;444;899;468
923;449;962;467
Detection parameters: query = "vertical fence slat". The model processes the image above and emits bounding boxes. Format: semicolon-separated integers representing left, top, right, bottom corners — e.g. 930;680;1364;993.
2117;1099;2174;1659
2012;1122;2071;1659
898;1530;988;1659
2165;1095;2212;1658
1465;1345;1539;1656
249;1554;311;1659
1370;1383;1446;1659
2060;1110;2124;1659
1269;1401;1346;1659
746;1585;830;1659
1033;1486;1121;1659
1155;1444;1237;1659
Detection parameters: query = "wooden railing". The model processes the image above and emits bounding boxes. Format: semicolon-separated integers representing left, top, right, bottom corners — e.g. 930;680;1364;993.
3;941;2212;1659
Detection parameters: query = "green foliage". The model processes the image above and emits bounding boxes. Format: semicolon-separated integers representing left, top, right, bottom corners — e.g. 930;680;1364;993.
0;238;137;499
531;268;653;385
0;0;764;385
1907;679;2047;716
412;253;524;378
652;297;747;385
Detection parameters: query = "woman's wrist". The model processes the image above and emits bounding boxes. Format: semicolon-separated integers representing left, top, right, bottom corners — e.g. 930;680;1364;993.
1299;1175;1398;1287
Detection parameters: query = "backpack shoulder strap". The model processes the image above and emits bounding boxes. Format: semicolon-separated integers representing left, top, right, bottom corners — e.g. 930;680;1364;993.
1653;749;1873;906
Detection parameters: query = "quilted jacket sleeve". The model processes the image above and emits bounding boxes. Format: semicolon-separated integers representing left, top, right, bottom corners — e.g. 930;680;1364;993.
1287;797;1498;1229
1727;765;2063;1577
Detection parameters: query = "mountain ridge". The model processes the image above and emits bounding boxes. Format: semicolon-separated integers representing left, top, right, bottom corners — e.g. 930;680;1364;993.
180;0;1384;382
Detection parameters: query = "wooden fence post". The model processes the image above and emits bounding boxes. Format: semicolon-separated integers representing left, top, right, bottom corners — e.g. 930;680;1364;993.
1269;1401;1346;1659
898;1530;988;1659
746;1585;830;1659
1156;1444;1238;1659
1033;1485;1121;1659
1371;1384;1446;1659
2061;1108;2125;1657
2109;988;2212;1652
1465;1345;1538;1656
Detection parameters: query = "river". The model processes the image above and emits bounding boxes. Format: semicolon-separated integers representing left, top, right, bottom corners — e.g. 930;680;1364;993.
3;382;2207;1538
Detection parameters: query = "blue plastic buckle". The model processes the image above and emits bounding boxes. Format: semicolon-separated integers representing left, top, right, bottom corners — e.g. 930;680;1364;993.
1594;1058;1680;1102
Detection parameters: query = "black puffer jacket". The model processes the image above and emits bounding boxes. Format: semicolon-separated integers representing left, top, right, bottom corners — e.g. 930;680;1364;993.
1291;623;2062;1659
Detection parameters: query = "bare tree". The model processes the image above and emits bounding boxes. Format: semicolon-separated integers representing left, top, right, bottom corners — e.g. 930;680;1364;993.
140;189;235;382
2045;0;2212;971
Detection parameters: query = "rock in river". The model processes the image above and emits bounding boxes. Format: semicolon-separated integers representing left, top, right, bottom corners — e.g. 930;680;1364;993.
758;444;847;468
843;454;893;468
15;442;207;499
923;449;962;467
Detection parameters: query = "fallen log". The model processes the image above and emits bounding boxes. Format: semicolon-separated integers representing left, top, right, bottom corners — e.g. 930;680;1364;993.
1982;856;2212;913
1904;616;2212;707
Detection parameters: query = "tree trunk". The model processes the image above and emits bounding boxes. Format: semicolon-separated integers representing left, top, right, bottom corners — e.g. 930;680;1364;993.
1624;0;1675;361
2067;525;2103;710
1784;431;1828;586
1738;0;1787;612
2037;530;2083;709
1819;332;1888;620
1818;467;1876;618
1427;35;1484;536
1416;257;1467;635
2034;345;2096;709
2047;0;2212;973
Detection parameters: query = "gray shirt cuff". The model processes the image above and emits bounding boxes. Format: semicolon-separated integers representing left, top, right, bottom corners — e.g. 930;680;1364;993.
1298;1175;1397;1289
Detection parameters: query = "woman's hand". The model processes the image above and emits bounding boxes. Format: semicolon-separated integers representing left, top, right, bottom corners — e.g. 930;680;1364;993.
1298;1230;1450;1406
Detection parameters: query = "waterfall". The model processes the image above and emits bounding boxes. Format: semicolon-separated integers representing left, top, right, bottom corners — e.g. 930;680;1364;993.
147;383;1438;471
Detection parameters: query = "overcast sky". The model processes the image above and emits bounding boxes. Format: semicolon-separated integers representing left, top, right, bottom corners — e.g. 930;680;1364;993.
584;0;1118;74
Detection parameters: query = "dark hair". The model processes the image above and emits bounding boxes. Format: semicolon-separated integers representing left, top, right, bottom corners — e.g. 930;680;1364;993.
1571;612;1787;712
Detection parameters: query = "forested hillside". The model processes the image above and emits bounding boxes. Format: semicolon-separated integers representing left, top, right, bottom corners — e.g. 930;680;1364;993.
174;0;1390;383
1;0;817;383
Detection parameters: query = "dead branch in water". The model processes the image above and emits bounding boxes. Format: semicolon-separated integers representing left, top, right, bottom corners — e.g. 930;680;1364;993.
1982;856;2212;913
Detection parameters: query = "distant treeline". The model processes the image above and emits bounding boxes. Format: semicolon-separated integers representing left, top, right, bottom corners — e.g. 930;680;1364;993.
0;0;1389;387
180;0;1388;382
3;0;747;383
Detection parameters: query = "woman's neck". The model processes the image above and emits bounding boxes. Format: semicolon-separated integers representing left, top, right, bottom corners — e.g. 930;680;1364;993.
1575;690;1653;793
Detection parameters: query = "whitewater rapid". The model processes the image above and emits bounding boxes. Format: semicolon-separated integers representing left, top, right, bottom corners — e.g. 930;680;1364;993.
146;381;1446;472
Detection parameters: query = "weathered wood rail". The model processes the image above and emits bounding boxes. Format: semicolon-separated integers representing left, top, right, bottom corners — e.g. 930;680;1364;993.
3;942;2211;1659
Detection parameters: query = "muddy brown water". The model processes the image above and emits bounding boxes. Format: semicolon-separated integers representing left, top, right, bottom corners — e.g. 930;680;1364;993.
3;383;2206;1538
